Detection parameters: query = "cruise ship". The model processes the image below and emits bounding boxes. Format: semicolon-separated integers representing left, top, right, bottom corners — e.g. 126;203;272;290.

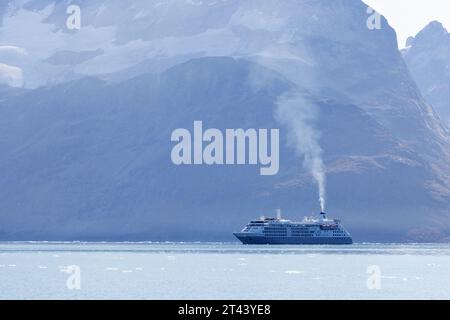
234;211;352;245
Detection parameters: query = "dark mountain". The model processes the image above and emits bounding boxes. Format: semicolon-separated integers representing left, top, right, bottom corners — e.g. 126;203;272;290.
0;1;449;242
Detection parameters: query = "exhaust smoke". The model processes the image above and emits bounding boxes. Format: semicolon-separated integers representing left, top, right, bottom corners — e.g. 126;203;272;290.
276;93;327;212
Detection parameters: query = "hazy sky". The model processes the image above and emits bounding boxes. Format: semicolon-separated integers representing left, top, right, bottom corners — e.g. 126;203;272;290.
364;0;450;48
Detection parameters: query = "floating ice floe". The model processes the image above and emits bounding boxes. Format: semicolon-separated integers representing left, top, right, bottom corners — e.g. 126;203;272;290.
284;270;304;274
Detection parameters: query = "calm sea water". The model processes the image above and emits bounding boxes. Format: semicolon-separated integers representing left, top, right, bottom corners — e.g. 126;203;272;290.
0;242;449;300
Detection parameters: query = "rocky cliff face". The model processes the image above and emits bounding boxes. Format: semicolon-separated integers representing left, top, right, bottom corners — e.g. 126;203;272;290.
403;21;450;127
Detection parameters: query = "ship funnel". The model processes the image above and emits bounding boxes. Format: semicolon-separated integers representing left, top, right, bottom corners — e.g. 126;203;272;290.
276;209;282;220
320;211;326;221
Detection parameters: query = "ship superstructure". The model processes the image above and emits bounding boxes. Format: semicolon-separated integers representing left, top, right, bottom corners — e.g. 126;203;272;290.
234;212;352;245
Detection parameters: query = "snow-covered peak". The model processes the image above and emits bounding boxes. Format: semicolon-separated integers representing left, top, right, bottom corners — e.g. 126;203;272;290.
0;0;392;89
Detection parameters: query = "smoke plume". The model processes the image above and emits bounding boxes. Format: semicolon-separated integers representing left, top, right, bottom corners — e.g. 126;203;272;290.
276;92;326;212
